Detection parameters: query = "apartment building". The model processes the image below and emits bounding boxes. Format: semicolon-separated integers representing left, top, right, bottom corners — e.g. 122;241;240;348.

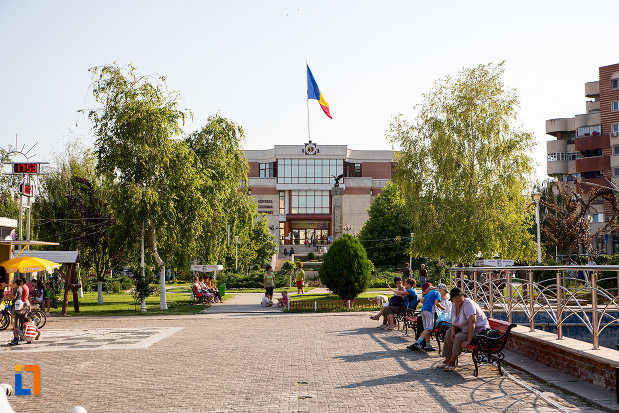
546;63;619;253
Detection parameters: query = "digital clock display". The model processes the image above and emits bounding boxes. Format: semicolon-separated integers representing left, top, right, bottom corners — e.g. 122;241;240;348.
12;163;39;174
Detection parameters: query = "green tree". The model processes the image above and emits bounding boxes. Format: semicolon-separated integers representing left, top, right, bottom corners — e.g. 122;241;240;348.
0;147;22;220
358;183;411;268
89;64;206;310
388;62;536;264
186;115;275;271
33;145;117;310
319;234;373;300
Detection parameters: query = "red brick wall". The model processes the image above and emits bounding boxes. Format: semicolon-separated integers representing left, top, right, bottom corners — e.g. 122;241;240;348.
600;64;619;137
506;332;617;391
249;187;278;195
249;162;260;177
361;162;392;179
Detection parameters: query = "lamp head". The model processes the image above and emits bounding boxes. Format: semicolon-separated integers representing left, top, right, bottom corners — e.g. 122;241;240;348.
532;192;542;203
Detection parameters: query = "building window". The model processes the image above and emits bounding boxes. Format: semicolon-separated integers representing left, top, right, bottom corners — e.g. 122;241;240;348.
613;123;619;135
581;171;603;179
290;190;329;214
580;149;602;158
614;167;619;177
344;162;362;177
565;131;576;144
566;152;581;161
613;101;619;112
279;222;285;245
577;125;602;137
259;162;276;178
279;191;285;215
612;78;619;89
614;146;619;156
277;159;343;184
589;213;604;223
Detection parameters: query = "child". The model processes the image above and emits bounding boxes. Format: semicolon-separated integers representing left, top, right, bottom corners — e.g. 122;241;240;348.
276;291;289;308
23;315;40;344
260;295;273;307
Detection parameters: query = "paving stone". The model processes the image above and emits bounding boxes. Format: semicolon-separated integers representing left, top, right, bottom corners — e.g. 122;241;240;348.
0;298;598;412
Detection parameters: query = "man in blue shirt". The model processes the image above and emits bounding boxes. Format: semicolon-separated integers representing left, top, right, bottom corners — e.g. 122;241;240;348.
410;282;445;351
379;278;418;329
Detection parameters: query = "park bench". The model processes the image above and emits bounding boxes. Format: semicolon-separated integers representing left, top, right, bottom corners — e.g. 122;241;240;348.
462;318;516;377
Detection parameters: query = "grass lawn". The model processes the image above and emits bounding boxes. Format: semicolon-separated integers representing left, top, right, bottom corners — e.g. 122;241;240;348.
291;291;382;302
47;291;235;317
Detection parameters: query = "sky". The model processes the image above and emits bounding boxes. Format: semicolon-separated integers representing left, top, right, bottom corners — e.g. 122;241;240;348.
0;0;616;182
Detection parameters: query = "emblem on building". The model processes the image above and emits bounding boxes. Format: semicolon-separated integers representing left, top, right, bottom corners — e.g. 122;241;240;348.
304;141;318;155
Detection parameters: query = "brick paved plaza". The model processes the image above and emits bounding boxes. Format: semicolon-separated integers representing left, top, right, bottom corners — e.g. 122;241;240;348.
0;294;596;412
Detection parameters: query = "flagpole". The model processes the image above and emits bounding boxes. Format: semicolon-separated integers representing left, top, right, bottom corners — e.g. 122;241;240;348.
306;61;311;143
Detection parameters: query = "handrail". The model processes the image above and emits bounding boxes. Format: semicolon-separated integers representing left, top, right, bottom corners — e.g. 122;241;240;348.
449;265;619;271
448;265;619;350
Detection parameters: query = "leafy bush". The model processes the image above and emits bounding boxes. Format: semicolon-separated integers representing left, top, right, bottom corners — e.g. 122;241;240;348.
307;252;316;261
111;281;121;293
132;267;156;307
176;270;194;283
319;234;373;300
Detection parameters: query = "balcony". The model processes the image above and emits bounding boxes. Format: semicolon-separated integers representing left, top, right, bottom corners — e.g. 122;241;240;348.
547;160;568;176
546;118;575;136
586;100;600;113
575;134;610;151
546;139;567;154
575;112;601;128
575;156;610;173
585;81;600;98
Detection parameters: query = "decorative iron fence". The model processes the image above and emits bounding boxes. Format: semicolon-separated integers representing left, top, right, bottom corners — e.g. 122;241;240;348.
288;298;381;312
448;265;619;349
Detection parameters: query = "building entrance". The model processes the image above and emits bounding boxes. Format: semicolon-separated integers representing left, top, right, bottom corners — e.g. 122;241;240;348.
291;220;330;245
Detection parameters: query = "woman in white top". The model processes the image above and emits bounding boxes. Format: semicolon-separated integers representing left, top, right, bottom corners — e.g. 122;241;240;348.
437;287;489;371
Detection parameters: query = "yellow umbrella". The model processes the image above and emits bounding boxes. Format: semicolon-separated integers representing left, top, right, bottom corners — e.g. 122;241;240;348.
0;256;61;273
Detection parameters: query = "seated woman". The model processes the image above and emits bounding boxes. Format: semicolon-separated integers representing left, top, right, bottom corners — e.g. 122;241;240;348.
30;281;45;308
438;287;490;371
206;276;222;303
192;277;213;304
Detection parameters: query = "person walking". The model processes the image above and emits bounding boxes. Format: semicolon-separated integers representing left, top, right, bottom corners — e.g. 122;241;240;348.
295;262;305;295
419;264;428;287
401;263;411;281
264;265;276;304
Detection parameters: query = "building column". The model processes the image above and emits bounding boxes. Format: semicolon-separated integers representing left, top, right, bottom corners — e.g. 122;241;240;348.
332;186;344;240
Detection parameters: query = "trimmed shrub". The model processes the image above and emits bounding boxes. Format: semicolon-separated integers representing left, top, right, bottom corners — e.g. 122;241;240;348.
319;234;372;300
307;252;316;261
111;281;121;293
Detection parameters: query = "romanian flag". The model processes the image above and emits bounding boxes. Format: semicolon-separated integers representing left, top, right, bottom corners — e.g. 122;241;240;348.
307;64;332;119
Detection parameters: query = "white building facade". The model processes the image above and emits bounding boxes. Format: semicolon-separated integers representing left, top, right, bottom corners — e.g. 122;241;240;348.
245;143;394;246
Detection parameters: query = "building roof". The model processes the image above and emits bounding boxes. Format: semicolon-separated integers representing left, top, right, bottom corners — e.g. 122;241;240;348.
20;250;79;264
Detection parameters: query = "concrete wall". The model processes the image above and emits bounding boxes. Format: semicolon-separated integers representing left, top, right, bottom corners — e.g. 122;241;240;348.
342;193;372;234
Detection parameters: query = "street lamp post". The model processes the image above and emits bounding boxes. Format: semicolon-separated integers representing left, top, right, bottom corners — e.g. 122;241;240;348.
532;192;542;263
409;232;414;270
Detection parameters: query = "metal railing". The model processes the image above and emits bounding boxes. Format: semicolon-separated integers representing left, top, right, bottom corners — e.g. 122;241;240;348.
448;265;619;350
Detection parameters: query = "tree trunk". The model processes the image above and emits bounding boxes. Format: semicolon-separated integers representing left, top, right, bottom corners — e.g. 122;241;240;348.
71;264;80;313
58;268;70;316
151;226;167;310
97;281;103;305
77;263;83;298
141;224;147;312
